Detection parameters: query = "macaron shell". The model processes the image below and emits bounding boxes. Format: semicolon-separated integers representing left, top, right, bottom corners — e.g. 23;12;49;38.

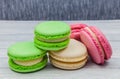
71;24;87;30
8;55;48;73
49;39;88;62
8;42;47;61
35;21;70;40
70;32;81;41
90;26;112;59
50;56;87;70
80;28;104;64
70;24;87;41
34;38;70;51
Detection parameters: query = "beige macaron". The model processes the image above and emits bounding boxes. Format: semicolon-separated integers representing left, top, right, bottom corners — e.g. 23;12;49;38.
49;39;88;70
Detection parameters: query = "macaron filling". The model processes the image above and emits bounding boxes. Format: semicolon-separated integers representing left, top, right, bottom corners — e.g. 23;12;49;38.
13;57;43;66
50;56;88;70
35;27;70;40
35;36;69;42
8;55;48;72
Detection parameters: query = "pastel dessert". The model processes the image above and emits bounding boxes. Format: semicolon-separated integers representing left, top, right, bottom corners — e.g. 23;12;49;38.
34;21;70;50
80;26;112;64
7;42;48;73
70;24;87;41
49;39;88;70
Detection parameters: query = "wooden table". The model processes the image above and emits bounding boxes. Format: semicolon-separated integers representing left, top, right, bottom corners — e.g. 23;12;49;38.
0;20;120;79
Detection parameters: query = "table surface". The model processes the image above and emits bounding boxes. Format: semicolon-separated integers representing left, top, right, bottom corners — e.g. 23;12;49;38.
0;20;120;79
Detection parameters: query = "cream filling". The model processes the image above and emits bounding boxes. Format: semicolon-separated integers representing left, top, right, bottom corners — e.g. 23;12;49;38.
14;58;43;66
36;36;69;42
50;56;87;70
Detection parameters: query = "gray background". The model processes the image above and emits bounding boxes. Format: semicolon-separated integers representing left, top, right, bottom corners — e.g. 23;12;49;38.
0;0;120;20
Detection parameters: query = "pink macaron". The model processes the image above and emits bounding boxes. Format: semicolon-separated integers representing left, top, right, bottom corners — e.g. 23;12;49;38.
70;24;87;41
80;26;112;64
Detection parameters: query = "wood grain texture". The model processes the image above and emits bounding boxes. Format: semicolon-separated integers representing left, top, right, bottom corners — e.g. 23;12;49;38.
0;20;120;79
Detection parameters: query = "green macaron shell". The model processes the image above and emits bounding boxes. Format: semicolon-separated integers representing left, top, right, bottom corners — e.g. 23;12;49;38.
34;21;70;40
8;42;47;61
34;38;70;50
8;55;48;73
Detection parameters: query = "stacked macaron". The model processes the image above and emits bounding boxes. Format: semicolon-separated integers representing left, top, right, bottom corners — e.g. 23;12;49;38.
8;42;47;72
79;26;112;64
49;39;88;70
34;21;70;51
7;21;112;73
34;21;88;70
70;24;112;64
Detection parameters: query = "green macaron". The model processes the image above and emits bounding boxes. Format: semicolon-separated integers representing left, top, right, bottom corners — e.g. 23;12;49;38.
7;42;47;73
34;21;70;42
34;21;70;50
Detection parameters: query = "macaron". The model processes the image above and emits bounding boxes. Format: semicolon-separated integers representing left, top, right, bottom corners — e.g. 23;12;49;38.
7;42;48;73
49;39;88;70
80;26;112;64
34;21;70;51
70;24;87;41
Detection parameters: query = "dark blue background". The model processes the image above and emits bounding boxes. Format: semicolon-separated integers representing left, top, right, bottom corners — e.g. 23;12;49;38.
0;0;120;20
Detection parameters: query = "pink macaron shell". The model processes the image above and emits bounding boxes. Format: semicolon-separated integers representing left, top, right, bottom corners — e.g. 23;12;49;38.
70;24;87;41
70;32;81;41
80;28;104;64
90;26;112;60
71;29;82;40
71;24;87;30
